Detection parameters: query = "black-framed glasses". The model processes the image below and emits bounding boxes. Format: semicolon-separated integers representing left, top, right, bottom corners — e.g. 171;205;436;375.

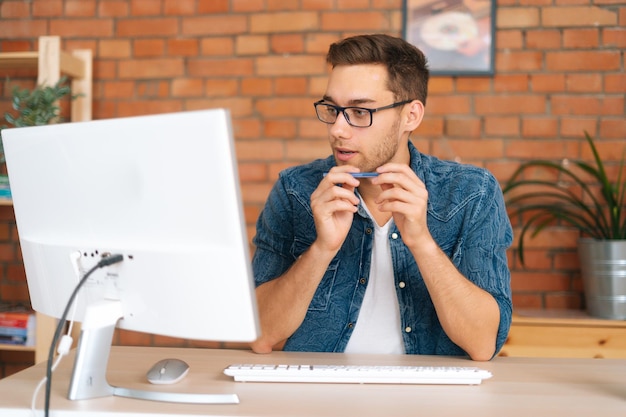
313;99;413;128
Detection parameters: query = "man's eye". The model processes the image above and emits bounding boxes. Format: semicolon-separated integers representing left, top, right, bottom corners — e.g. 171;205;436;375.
351;108;369;118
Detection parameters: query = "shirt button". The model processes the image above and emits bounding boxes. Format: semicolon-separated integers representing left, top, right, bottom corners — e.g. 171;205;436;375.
365;228;373;234
348;322;354;328
359;278;366;285
398;281;406;289
405;327;412;333
391;233;398;239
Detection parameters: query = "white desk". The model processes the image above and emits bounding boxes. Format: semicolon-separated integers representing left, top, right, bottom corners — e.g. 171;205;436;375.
0;346;624;416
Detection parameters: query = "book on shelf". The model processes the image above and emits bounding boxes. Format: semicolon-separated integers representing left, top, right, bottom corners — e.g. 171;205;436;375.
0;305;36;347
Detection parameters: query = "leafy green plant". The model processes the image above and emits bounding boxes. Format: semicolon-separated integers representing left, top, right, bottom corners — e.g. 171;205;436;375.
503;131;626;264
0;77;73;163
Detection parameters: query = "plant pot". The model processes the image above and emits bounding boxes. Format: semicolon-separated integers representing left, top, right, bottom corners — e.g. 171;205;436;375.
578;238;626;320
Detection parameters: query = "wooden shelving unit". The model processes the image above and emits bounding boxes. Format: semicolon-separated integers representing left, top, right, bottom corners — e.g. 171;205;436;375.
0;36;92;364
500;309;626;359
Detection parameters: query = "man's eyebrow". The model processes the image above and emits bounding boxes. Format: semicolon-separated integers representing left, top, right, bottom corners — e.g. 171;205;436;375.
321;95;375;106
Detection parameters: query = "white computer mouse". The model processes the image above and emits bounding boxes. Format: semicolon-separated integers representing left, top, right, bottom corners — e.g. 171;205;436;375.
146;358;190;384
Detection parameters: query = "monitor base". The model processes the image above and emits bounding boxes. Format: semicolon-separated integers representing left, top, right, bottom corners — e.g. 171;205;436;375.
66;300;238;404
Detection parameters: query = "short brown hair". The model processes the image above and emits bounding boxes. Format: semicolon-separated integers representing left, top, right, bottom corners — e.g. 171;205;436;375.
326;34;429;106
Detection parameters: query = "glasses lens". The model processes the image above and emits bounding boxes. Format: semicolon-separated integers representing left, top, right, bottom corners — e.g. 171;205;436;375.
344;108;372;127
316;104;338;123
315;103;372;127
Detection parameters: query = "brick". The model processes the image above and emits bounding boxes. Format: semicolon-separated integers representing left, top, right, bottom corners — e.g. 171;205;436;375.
496;30;524;50
600;119;626;139
117;99;183;116
525;29;561;49
551;95;624;116
205;79;239;97
256;55;326;76
286;139;331;161
233;118;263;139
1;0;31;18
560;117;598;138
494;74;529;93
182;16;247;36
98;0;129;17
563;28;600;48
445;117;482;137
434;139;504;160
425;96;471;115
116;18;178;37
241;77;273;96
271;34;305;54
275;77;308;96
50;18;114;37
167;39;199;56
136;80;169;98
321;11;391;31
241;182;273;204
530;74;565;92
484;116;520;136
496;50;543;72
102;81;135;98
119;58;184;79
0;20;47;38
32;0;63;17
66;0;97;17
521;117;559;137
134;39;165;57
239;162;269;182
164;0;195;15
497;7;540;29
475;95;547;115
171;78;204;97
542;7;618;27
510;271;572;292
99;39;132;58
302;0;334;10
256;97;316;118
456;77;491;93
603;28;626;48
230;0;263;13
251;12;319;33
264;119;298;138
236;35;270;56
186;97;253;117
130;0;161;16
200;37;235;56
198;0;230;13
188;58;254;77
565;73;602;93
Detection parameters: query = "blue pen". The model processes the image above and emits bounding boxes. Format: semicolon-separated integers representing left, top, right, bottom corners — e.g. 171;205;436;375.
323;172;379;178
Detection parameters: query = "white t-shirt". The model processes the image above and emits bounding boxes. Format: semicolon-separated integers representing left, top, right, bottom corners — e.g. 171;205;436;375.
344;204;405;354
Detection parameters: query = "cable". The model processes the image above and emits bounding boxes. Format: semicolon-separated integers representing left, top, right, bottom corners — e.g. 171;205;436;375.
40;253;124;417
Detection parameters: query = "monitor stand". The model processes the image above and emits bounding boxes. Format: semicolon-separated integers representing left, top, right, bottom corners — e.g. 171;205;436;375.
67;300;239;404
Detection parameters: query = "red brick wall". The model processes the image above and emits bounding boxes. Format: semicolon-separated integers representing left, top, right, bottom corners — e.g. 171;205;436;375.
0;0;624;341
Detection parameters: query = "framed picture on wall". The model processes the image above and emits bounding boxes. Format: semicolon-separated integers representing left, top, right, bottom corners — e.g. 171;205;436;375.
403;0;496;76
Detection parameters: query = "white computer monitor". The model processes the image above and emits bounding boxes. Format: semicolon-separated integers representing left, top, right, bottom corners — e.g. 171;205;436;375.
2;109;260;404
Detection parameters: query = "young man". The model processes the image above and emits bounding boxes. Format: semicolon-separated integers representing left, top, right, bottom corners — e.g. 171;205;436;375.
250;34;513;361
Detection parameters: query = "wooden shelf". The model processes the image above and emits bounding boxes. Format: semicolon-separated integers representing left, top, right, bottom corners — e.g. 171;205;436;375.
0;36;92;122
500;309;626;359
0;36;92;366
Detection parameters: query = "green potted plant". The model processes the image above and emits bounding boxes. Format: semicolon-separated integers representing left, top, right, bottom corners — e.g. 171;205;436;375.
0;77;73;197
503;131;626;319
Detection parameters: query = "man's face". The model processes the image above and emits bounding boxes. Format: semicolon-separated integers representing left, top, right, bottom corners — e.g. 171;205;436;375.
322;64;408;172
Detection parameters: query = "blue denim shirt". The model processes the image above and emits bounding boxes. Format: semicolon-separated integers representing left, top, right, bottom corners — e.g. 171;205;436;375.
252;141;513;357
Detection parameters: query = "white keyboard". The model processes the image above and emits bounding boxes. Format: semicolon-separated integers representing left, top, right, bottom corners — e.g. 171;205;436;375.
224;364;492;385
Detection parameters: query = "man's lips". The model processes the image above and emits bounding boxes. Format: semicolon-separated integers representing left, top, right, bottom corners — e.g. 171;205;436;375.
335;148;357;162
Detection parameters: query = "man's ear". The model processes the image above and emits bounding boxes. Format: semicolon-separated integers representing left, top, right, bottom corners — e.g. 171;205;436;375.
404;100;425;132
